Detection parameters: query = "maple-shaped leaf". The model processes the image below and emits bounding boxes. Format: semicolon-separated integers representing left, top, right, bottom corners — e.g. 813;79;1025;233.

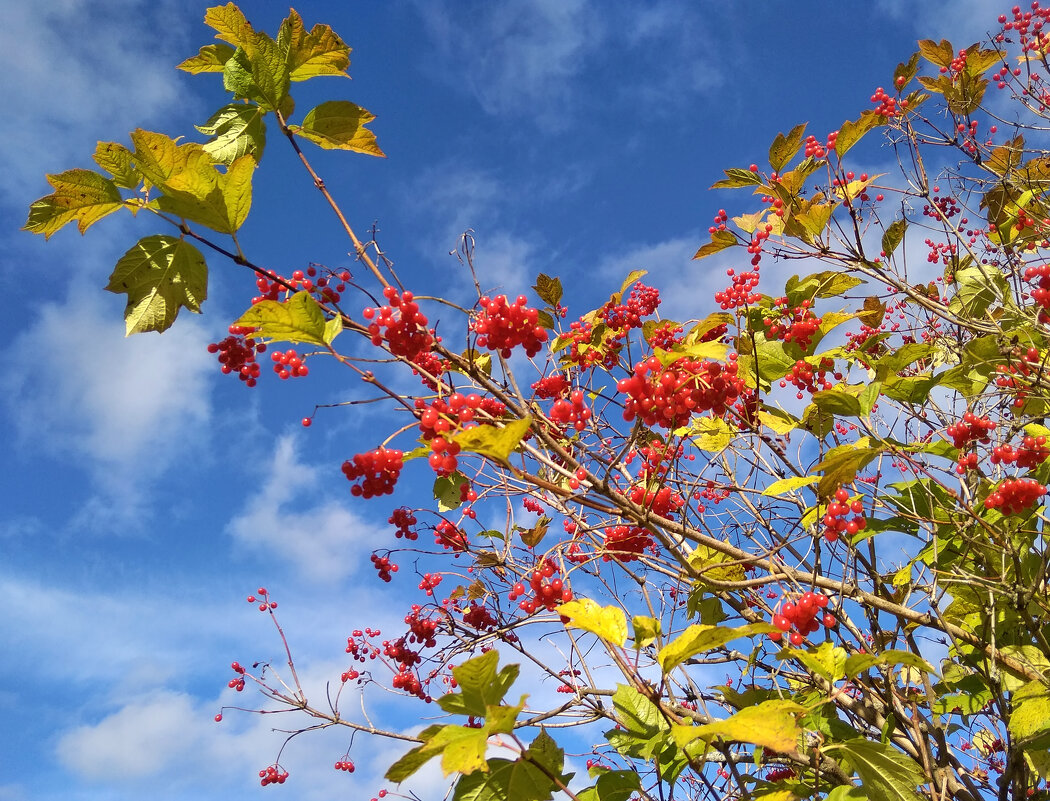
24;169;123;239
105;235;208;335
278;9;351;80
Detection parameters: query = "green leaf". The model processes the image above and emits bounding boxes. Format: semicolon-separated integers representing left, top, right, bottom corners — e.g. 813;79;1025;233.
223;34;290;112
525;729;565;778
811;390;861;418
813;440;882;498
577;770;642;801
195;103;267;164
177;43;236;73
825;740;926;801
291;100;385;156
658;624;762;673
277;8;351;81
834;112;880;159
557;598;627;646
917;38;954;69
632;616;661;649
769;123;807;172
780;641;848;682
711;167;763;189
104;235;207;335
845;653;883;678
880;650;936;675
24;169;123;238
323;315;342;345
673;700;804;753
533;274;563;307
203;3;254;47
881;219;908;257
385;724;446;783
611;684;664;735
93;142;140;189
452;757;555;801
437;650;521;718
234;290;327;345
762;476;819;496
454;417;532;464
693;229;737;259
433;472;470;512
689;416;734;452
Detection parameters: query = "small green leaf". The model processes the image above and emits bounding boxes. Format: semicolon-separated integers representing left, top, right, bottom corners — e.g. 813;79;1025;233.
292;100;385;156
533;273;563;307
632;616;661;649
693;229;737;259
813;441;882;498
769;123;807;172
762;476;819;496
834;112;881;159
195;103;267;164
881;219;908;257
689;416;734;452
658;624;762;673
437;650;521;718
811;390;861;418
454;417;532;463
780;641;848;682
452;757;555;801
433;472;470;512
557;598;628;646
278;8;351;81
323;315;342;345
711;167;763;189
105;235;208;335
234;290;327;345
222;34;290;112
177;43;236;73
24;169;123;238
673;701;805;753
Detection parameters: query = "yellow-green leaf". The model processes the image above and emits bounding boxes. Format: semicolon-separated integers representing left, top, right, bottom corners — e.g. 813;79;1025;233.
235;290;327;345
105;235;208;335
672;700;804;753
177;43;236;73
658;624;761;673
454;416;532;463
693;229;737;259
780;641;848;682
222;154;255;231
632;616;661;649
24;169;123;238
93;142;140;189
689;416;734;452
278;9;351;81
204;3;254;47
292;100;385;156
557;598;627;646
762;476;819;496
824;740;926;801
195;103;267;164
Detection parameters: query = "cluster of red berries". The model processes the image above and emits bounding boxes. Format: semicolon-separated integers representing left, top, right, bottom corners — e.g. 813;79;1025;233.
532;373;570;399
247;588;277;612
984;478;1047;515
341;448;404;498
998;4;1050;54
371;552;398;582
618;355;745;429
714;263;762;309
991;435;1050;468
270;348;309;380
227;660;247;692
779;357;836;399
707;208;729;235
435;519;468;552
764;768;797;782
870;86;903;117
598;282;661;329
207;325;265;386
628;485;685;518
768;590;834;645
522;496;545;514
946;411;997;448
764;298;822;350
389;507;419;540
363;287;435;361
259;765;289;786
418;572;442;596
462;602;498;631
333;758;355;773
647;321;686;349
803;134;826;158
995;359;1039;409
924;192;961;221
822;487;866;543
508;560;572;613
471;295;549;358
602;524;654;562
549;390;592;431
559;319;623;369
1023;263;1050;311
253;266;348;305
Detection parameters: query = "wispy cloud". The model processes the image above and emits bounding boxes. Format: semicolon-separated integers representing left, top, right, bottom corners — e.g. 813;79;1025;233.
874;0;1004;44
227;434;389;584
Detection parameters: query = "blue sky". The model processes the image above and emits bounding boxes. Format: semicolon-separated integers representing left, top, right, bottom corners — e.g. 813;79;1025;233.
1;1;1003;799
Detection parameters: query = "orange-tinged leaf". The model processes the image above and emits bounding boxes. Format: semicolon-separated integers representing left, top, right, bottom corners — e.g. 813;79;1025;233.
177;43;236;73
278;9;351;80
693;229;736;259
204;2;254;46
24;169;123;239
291;101;385;156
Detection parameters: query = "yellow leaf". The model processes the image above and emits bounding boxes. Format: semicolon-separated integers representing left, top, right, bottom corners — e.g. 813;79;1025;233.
672;700;804;753
557;598;627;646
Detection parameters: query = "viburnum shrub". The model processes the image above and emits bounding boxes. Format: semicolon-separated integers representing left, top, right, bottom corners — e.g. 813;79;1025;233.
25;4;1050;801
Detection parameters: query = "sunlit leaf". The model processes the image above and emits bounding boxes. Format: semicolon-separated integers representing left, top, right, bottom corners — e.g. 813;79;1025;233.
672;700;805;753
825;740;926;801
234;290;327;345
177;43;236;73
558;598;628;646
196;103;267;164
278;8;352;80
292;100;385;156
454;417;531;463
24;169;123;238
105;235;208;335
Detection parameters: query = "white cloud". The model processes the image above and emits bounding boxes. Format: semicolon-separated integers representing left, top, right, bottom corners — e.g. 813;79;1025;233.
0;0;197;206
2;278;213;506
875;0;1004;44
227;434;388;583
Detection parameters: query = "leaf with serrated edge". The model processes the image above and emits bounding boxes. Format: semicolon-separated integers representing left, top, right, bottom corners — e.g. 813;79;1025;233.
659;624;762;673
673;700;804;753
293;100;385;156
557;598;627;646
105;235;208;335
454;417;531;463
196;103;266;164
177;43;236;73
204;3;254;47
452;757;555;801
24;169;123;238
93;142;140;189
824;740;926;801
279;9;351;81
763;476;819;496
234;290;327;345
437;650;521;718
